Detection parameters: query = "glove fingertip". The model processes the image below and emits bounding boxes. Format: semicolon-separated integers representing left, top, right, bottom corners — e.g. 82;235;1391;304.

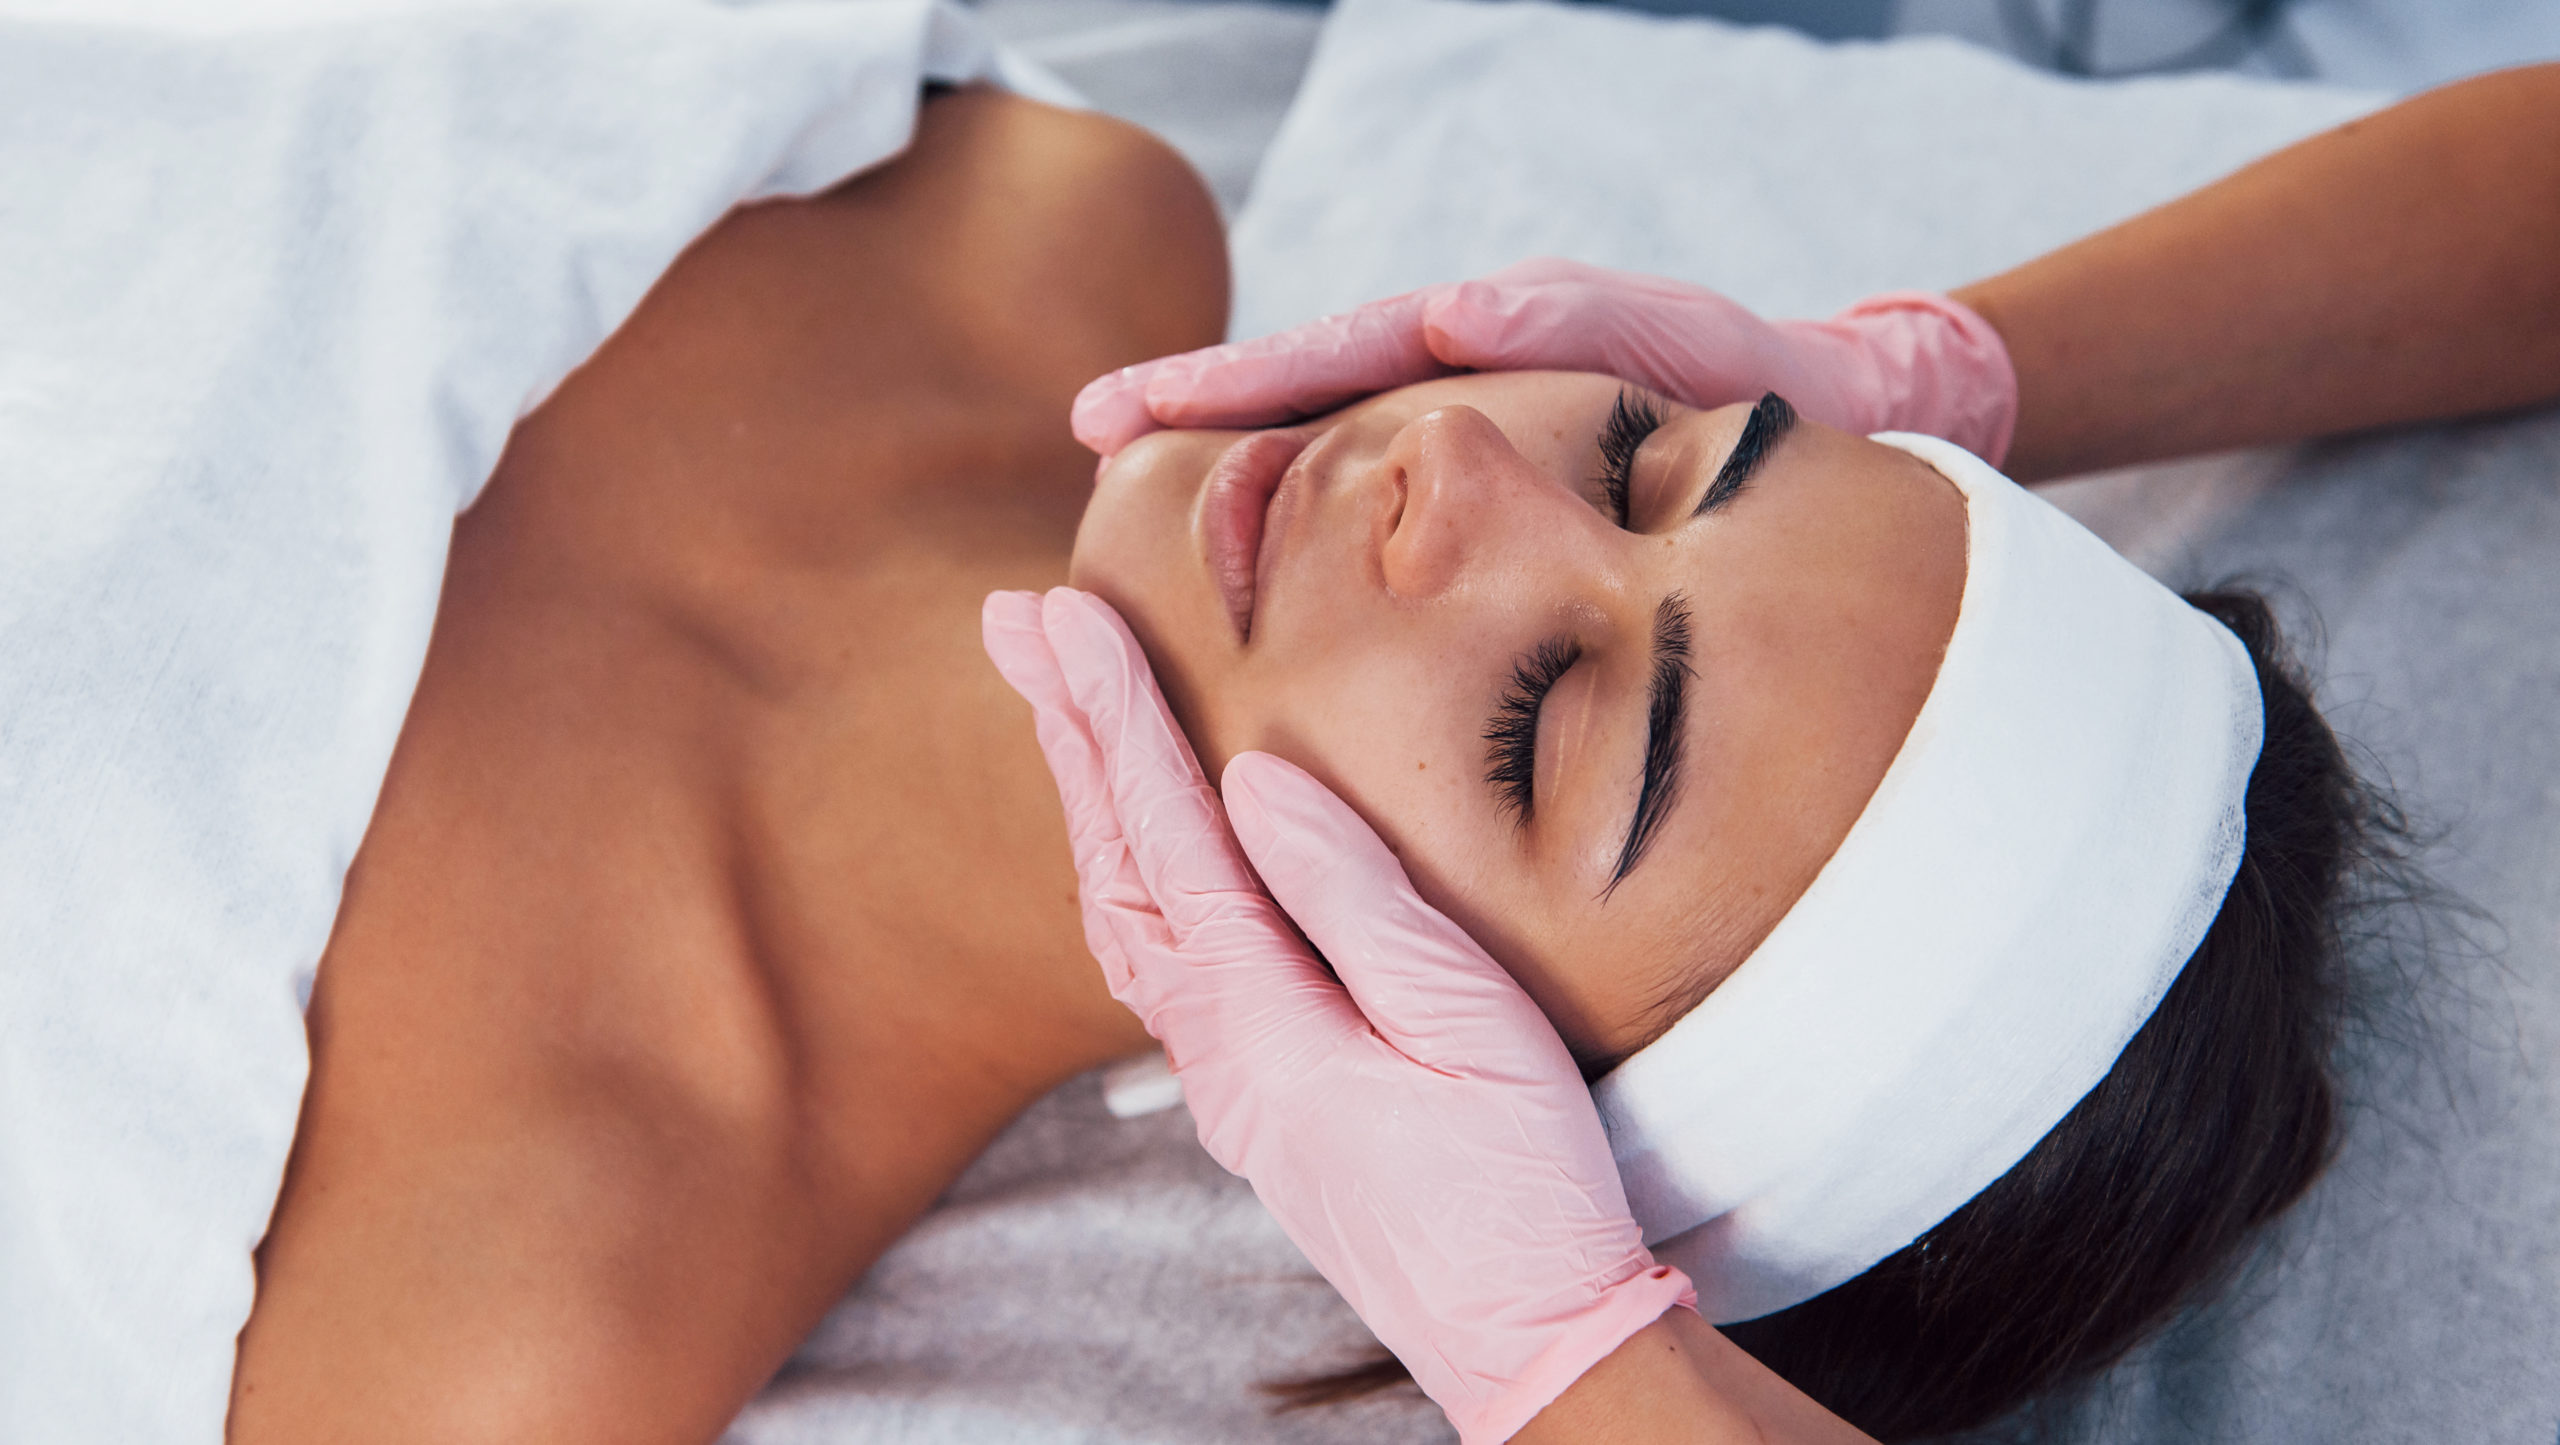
1145;358;1288;430
1042;590;1222;813
1423;282;1538;370
1222;752;1392;896
982;591;1063;700
1218;749;1301;828
982;588;1043;635
1039;587;1143;681
1073;367;1160;455
1216;751;1284;857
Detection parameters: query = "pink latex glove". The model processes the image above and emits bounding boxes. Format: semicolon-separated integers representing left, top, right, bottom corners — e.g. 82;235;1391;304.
983;586;1696;1445
1073;255;2017;466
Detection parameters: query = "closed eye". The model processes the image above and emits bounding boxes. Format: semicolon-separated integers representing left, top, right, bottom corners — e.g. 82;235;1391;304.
1594;388;1668;527
1484;636;1580;825
1694;392;1796;517
1606;596;1694;895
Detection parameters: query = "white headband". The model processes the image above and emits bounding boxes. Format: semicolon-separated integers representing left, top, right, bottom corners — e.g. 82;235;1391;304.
1593;432;2264;1325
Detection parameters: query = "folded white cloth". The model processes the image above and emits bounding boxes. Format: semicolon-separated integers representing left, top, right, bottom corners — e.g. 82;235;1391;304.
0;4;1046;1438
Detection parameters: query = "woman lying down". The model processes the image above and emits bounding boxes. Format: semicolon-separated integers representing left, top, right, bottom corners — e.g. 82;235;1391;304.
232;61;2560;1445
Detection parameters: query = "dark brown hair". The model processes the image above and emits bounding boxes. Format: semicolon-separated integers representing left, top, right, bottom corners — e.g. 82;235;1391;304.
1270;587;2403;1439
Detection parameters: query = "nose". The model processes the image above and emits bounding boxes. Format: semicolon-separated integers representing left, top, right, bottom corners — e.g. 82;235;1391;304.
1375;404;1595;599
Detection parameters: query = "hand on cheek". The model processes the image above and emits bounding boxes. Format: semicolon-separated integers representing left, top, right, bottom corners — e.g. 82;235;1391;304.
980;584;1698;1445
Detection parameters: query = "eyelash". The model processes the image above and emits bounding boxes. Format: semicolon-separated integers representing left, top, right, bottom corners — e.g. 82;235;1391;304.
1484;636;1581;826
1594;388;1668;527
1488;392;1758;831
1608;596;1695;894
1705;391;1793;512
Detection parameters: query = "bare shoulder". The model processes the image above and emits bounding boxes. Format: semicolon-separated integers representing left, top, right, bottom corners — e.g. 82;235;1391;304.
528;85;1227;514
825;85;1231;393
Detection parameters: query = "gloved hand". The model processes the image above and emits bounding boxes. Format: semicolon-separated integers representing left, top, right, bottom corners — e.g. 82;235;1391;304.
983;586;1696;1445
1073;256;2017;466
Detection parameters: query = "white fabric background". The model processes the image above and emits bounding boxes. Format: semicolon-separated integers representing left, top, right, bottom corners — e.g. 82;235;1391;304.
0;3;1013;1439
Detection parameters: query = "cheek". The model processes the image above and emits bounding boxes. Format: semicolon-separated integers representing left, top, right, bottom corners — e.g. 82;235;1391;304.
1248;635;1475;805
1211;605;1639;1054
1281;678;1610;1047
1238;646;1537;946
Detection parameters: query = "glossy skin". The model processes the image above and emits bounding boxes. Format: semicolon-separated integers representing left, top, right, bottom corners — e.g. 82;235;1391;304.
1069;375;1966;1065
228;88;1222;1445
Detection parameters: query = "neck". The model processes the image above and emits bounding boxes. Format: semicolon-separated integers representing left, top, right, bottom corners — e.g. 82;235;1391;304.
737;506;1156;1195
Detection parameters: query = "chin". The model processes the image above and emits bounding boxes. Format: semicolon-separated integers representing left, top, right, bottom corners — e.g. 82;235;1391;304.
1068;434;1240;755
1067;451;1192;649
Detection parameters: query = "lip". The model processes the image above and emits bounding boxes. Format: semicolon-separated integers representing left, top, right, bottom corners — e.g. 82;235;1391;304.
1197;429;1313;642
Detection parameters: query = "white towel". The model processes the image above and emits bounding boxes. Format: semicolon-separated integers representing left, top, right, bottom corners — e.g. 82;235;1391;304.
0;3;1041;1438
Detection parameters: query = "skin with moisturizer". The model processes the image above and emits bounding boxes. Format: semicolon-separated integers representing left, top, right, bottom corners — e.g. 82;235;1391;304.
1070;376;1963;1067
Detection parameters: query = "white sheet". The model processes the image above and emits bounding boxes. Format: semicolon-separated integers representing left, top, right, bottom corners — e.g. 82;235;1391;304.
0;4;1029;1439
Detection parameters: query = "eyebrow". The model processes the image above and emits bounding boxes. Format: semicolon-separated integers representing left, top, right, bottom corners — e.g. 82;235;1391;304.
1599;397;1797;896
1605;595;1694;897
1692;392;1799;518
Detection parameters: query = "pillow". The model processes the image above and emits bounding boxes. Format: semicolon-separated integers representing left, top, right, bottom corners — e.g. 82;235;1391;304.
1230;0;2379;333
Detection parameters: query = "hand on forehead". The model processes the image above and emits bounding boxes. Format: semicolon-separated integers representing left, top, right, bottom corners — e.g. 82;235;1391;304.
1070;258;2015;468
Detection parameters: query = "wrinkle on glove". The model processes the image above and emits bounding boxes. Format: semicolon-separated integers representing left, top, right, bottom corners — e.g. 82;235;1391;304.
983;587;1694;1445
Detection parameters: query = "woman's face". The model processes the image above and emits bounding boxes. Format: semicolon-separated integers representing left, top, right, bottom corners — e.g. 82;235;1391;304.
1069;372;1965;1067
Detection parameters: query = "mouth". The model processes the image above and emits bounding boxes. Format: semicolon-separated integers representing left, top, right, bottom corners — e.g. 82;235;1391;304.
1197;429;1314;643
